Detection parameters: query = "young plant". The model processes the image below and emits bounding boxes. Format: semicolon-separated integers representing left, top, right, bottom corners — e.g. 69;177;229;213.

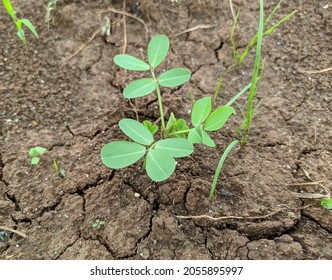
321;198;332;210
240;0;264;145
113;34;191;135
231;0;297;66
92;219;106;229
45;0;58;30
53;159;65;177
101;35;237;182
29;147;47;165
2;0;38;46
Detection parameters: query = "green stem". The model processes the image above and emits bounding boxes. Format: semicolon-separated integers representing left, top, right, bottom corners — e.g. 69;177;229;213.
169;128;193;136
241;0;264;145
151;70;165;136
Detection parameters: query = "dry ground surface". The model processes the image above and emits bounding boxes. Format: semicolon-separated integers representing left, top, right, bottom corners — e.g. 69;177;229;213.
0;0;331;259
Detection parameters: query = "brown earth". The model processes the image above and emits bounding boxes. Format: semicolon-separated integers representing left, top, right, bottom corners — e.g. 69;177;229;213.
0;0;331;260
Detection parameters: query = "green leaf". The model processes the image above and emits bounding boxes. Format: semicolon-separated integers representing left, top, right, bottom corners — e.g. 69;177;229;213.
191;97;211;126
101;141;146;169
204;106;235;131
21;19;38;38
174;119;189;138
146;149;176;182
17;29;26;44
31;157;40;165
321;198;332;210
143;120;158;135
29;147;47;157
123;78;157;98
201;130;215;147
114;54;150;71
188;126;203;144
119;118;154;146
165;112;176;132
155;138;194;158
148;35;169;68
3;0;16;20
158;68;191;88
210;140;239;201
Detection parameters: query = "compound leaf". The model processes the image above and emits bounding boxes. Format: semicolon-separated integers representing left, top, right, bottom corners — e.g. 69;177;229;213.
114;54;150;71
155;138;194;158
146;149;176;182
101;141;146;169
191;97;212;126
148;35;169;68
119;118;154;146
158;68;191;88
321;198;332;210
123;78;157;98
204;106;235;131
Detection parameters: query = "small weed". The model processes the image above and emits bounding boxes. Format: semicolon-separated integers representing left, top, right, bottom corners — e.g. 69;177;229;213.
92;219;106;229
45;0;58;30
53;159;65;177
2;0;38;46
29;147;47;165
231;0;297;66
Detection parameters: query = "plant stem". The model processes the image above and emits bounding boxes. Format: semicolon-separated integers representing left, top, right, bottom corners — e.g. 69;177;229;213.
241;0;264;145
169;128;193;136
151;70;165;136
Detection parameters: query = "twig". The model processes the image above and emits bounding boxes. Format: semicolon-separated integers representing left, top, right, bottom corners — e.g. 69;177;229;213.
229;0;236;20
122;1;128;55
0;226;27;238
65;28;101;61
288;168;331;199
128;99;139;121
290;192;328;199
176;204;314;221
100;7;148;37
173;24;217;38
286;180;325;186
298;67;332;74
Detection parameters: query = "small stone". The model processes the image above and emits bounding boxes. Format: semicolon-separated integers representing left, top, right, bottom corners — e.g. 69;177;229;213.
134;193;141;198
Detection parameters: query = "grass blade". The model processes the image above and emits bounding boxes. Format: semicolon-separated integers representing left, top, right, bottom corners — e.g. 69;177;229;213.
225;82;251;106
231;9;241;64
241;0;264;145
2;0;15;20
210;140;239;201
20;18;38;38
239;10;297;64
